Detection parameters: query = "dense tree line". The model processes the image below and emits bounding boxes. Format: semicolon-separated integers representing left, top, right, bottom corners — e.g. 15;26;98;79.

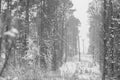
0;0;80;79
88;0;120;80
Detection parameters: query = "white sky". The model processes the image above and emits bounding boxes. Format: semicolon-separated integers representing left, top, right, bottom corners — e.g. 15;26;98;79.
71;0;92;53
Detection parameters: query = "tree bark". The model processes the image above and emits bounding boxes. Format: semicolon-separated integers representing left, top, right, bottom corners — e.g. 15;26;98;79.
0;0;2;56
102;0;107;80
25;0;29;49
109;0;114;77
0;0;11;76
78;34;81;61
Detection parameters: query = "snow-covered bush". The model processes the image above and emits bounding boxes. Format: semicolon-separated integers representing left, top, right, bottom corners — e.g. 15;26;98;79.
87;62;101;74
74;61;101;80
23;37;39;60
4;27;19;37
77;74;90;80
59;62;77;78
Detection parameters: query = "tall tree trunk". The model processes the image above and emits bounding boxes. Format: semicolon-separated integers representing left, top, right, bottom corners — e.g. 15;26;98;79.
61;3;65;62
0;0;2;56
109;0;114;77
78;34;81;61
75;35;77;55
52;41;57;71
102;0;107;80
64;27;68;62
40;0;47;69
0;0;11;76
36;0;42;67
25;0;29;51
82;39;84;54
0;0;1;13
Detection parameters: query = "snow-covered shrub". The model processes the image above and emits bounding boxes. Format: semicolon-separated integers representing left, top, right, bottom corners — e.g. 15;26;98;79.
77;74;90;80
87;62;101;74
59;62;77;78
24;37;39;60
74;61;101;80
4;27;19;37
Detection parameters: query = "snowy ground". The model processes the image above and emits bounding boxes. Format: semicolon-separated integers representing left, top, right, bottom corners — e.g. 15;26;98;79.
0;54;101;80
59;54;101;80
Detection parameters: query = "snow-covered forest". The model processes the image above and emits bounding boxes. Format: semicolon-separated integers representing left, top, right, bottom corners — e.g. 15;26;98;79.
0;0;119;80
